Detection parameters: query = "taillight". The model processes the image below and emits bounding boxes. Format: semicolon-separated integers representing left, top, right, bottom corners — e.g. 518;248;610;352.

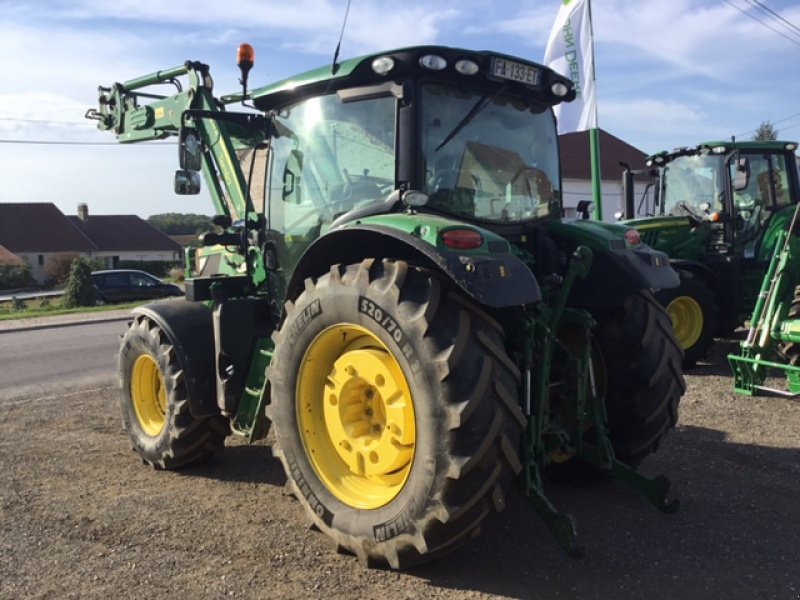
441;229;484;250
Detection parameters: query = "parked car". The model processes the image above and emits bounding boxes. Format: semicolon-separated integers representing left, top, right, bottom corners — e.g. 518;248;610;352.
91;269;182;304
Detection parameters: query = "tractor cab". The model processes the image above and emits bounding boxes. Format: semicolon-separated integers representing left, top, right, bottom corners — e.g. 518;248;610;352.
620;140;800;366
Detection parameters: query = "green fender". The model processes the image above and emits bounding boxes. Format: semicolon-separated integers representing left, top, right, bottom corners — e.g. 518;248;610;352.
284;224;541;310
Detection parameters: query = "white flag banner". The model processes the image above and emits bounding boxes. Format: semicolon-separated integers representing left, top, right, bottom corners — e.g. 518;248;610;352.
544;0;597;133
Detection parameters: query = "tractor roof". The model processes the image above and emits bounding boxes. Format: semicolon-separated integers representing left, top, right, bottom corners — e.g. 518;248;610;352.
646;139;798;166
226;45;574;111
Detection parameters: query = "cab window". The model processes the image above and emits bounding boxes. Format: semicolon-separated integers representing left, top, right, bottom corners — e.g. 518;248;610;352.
266;93;396;274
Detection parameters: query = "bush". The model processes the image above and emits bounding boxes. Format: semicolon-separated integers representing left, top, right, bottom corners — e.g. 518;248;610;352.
62;258;96;308
0;263;35;290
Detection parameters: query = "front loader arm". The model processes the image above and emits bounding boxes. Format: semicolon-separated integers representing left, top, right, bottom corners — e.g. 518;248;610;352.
86;61;252;221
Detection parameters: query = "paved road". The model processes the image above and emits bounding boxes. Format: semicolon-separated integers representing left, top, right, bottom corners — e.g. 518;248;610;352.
0;319;128;402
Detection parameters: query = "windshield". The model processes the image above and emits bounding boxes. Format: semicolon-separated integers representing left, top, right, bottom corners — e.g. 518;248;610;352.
661;154;724;217
420;83;560;223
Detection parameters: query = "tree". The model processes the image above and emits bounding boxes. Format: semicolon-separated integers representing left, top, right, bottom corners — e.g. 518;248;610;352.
62;258;96;308
147;213;213;235
753;121;778;141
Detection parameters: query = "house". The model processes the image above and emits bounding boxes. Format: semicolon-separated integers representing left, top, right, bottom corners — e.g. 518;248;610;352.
0;202;181;284
0;203;98;283
68;204;181;268
559;129;651;222
0;245;25;267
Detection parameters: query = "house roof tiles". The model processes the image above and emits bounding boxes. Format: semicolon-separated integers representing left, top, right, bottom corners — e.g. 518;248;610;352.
559;129;648;181
67;215;181;252
0;245;25;266
0;203;180;255
0;203;96;253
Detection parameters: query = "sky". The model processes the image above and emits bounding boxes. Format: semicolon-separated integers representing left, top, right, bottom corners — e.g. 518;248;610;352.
1;0;800;218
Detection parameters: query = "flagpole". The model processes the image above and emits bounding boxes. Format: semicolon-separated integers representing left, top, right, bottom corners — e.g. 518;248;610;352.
587;0;602;220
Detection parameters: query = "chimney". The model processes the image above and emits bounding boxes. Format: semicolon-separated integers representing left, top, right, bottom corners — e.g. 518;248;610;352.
77;203;89;222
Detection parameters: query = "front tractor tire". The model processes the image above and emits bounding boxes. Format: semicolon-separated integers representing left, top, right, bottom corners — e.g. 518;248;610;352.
268;259;525;569
117;315;230;469
592;291;685;467
778;284;800;364
655;271;717;369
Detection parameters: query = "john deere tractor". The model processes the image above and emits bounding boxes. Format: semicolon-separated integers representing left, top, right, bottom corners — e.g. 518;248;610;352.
620;140;800;368
88;44;684;567
729;202;800;396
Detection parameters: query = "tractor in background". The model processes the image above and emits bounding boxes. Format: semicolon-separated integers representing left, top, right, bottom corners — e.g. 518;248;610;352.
620;140;800;367
729;202;800;396
88;44;683;567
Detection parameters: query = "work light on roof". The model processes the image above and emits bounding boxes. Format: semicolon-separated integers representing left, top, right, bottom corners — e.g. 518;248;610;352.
454;59;479;75
419;54;447;71
371;56;395;76
550;82;569;97
711;145;727;154
786;142;798;151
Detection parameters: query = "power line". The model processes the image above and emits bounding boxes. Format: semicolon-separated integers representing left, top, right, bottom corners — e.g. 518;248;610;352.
746;0;800;38
723;0;800;47
736;112;800;137
779;121;800;134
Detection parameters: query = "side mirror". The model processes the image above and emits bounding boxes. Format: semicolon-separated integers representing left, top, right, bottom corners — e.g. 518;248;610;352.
179;128;204;172
734;157;750;191
175;170;202;195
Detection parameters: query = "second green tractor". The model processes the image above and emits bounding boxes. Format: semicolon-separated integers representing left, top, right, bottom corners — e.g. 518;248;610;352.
621;140;800;367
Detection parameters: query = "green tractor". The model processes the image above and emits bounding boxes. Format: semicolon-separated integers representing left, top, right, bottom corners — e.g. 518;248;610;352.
87;44;684;567
620;140;800;368
729;202;800;396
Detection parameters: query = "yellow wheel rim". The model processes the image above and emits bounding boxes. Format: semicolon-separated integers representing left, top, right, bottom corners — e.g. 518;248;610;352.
667;295;704;350
130;354;167;437
297;324;415;509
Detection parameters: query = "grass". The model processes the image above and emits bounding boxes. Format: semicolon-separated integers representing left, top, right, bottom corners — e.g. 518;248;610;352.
0;299;141;321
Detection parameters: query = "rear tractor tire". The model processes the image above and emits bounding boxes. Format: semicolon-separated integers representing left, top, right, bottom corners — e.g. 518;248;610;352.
268;259;525;569
592;291;685;467
655;271;717;369
117;314;230;469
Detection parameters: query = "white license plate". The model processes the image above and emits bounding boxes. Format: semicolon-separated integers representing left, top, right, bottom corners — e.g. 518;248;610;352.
490;58;541;85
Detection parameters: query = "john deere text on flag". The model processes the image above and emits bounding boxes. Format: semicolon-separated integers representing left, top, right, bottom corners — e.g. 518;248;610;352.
544;0;597;134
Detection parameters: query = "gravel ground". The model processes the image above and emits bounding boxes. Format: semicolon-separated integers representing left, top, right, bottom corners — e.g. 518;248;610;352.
1;337;799;600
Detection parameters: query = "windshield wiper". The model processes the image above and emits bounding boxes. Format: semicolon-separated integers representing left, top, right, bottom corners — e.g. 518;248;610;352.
435;85;506;152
